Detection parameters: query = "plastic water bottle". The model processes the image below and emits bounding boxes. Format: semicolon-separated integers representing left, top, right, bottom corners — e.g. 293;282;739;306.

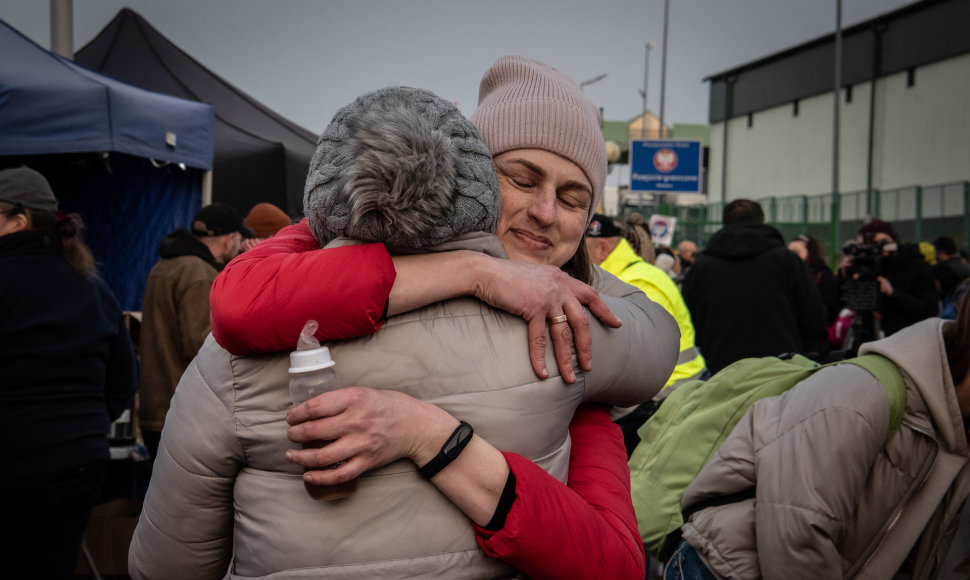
289;320;358;500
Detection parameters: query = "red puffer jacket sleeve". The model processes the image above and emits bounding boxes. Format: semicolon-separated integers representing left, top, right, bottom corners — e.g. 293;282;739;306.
474;404;645;580
210;220;396;354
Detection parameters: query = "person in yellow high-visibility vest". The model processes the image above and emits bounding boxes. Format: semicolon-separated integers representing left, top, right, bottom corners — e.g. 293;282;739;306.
586;213;707;454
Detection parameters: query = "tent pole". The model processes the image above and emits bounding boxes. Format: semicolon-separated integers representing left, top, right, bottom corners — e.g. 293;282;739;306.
202;171;213;206
50;0;73;58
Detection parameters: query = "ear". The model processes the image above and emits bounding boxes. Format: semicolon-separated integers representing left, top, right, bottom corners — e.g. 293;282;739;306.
226;232;240;253
9;212;29;232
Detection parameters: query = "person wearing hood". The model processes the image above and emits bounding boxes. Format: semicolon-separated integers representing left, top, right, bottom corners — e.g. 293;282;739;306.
138;203;252;462
667;298;970;579
682;199;827;373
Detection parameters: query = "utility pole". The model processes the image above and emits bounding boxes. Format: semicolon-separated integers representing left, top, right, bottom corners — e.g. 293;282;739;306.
833;0;842;200
831;0;844;262
659;0;670;138
641;43;654;139
50;0;73;58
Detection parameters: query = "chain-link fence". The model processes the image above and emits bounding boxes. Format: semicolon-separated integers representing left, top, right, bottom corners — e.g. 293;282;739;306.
620;181;970;267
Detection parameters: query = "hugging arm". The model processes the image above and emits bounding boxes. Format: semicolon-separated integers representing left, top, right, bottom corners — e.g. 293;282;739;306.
210;220;396;354
286;395;644;580
476;404;645;580
210;219;619;380
581;268;680;407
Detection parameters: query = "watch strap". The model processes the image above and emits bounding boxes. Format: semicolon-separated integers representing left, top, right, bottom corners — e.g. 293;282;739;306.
418;421;473;479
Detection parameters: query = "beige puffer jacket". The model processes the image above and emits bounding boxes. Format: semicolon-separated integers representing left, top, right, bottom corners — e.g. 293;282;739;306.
680;318;970;580
129;234;680;579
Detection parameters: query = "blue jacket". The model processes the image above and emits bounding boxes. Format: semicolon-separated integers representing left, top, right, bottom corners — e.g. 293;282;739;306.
0;231;137;476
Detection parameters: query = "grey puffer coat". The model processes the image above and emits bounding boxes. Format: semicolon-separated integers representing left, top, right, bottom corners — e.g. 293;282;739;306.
681;318;970;580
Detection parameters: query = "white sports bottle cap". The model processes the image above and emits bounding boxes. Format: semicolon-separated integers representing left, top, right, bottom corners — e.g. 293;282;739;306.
289;346;335;373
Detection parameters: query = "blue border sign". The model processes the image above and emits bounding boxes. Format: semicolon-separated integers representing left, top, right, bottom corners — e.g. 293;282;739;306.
630;139;702;194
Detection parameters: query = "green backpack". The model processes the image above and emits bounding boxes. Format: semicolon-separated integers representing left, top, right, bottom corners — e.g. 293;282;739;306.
628;353;907;562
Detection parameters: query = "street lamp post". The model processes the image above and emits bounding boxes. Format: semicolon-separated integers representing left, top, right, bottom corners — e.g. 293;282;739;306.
580;73;608;129
579;72;608;92
659;0;670;138
832;0;844;262
640;43;654;139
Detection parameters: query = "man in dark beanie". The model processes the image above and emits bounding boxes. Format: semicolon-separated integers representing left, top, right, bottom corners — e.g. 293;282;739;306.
839;218;938;338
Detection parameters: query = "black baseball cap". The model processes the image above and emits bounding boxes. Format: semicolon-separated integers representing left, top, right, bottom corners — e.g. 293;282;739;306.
587;213;622;238
191;203;254;238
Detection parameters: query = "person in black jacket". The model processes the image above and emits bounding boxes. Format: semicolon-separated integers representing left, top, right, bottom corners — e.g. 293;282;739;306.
0;166;138;578
682;199;827;373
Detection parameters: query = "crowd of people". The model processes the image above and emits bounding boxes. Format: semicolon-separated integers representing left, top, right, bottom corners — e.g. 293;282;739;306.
2;53;968;580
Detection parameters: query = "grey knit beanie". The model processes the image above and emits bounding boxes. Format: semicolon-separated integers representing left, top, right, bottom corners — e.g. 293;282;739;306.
470;55;608;219
303;86;500;249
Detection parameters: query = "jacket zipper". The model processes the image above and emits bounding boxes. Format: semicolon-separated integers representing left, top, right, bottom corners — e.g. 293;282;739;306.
850;425;937;577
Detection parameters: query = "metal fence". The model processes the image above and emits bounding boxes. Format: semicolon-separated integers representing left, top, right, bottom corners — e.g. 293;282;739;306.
621;180;970;267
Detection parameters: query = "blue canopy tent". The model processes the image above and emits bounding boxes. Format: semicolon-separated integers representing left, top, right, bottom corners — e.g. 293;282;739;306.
0;18;214;311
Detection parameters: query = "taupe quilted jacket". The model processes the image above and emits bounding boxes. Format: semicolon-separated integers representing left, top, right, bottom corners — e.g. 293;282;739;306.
681;318;970;580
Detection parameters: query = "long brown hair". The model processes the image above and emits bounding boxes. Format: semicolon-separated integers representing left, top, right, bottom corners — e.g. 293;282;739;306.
2;202;96;278
793;233;827;269
562;235;593;285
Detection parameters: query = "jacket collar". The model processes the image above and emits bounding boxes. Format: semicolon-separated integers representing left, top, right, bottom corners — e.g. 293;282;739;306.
0;230;52;253
861;318;969;455
158;228;218;266
601;237;643;273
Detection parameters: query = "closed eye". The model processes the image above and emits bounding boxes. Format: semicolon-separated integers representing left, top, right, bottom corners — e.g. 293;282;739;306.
558;187;591;212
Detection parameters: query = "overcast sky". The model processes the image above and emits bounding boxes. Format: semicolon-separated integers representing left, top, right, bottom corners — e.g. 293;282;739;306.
3;0;916;134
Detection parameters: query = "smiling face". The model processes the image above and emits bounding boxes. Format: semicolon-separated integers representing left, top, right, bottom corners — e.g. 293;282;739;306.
493;149;593;268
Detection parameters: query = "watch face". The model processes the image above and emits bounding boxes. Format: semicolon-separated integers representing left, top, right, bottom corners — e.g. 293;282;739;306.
442;422;473;458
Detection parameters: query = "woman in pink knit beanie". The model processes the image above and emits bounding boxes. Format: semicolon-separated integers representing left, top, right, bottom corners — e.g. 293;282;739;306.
211;56;672;579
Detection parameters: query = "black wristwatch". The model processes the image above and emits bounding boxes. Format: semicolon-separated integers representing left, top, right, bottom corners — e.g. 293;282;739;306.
418;421;474;479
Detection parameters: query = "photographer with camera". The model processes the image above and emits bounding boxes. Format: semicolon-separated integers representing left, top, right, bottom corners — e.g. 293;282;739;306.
837;219;938;352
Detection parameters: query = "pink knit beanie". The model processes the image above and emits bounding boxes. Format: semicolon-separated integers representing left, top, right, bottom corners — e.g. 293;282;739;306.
471;55;607;218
